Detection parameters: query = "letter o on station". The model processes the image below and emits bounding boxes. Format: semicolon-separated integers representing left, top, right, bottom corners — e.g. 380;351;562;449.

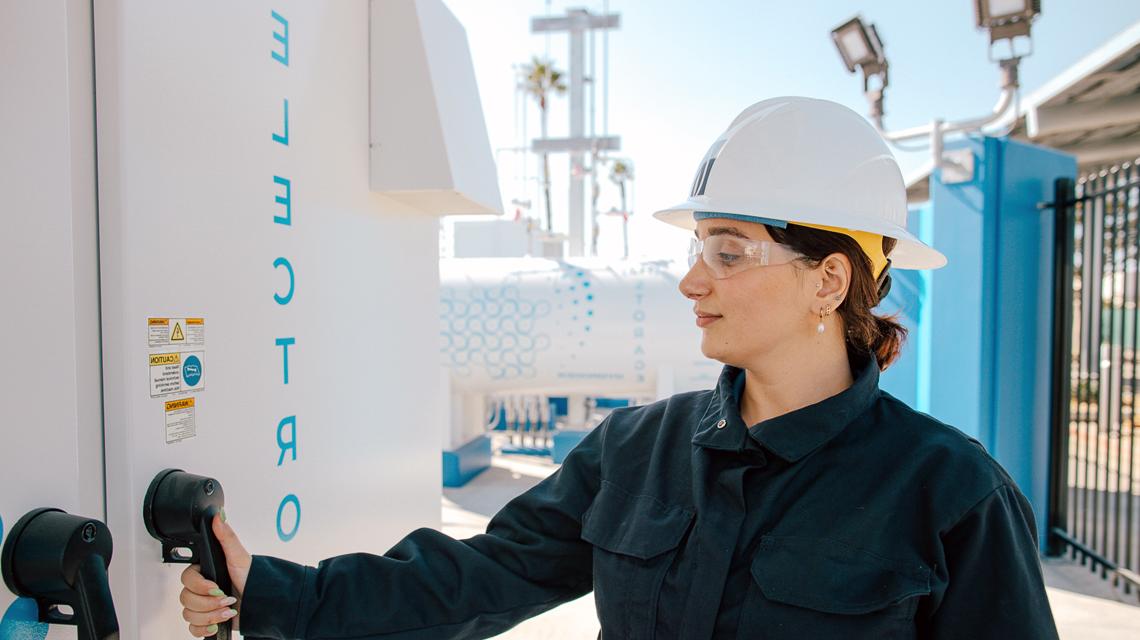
276;493;301;542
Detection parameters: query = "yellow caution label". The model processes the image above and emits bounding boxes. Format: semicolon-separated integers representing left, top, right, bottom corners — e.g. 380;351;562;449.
149;353;181;366
186;318;204;325
149;318;168;326
171;323;185;341
165;398;195;412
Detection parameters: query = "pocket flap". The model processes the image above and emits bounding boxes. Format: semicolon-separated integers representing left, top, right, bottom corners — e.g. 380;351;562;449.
581;482;693;560
751;535;931;615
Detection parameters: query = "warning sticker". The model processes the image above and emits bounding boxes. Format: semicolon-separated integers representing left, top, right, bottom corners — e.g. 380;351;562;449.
147;316;206;397
149;317;205;349
150;350;205;397
165;397;196;443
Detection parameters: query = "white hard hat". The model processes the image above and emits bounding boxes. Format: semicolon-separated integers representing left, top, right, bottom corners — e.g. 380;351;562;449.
654;96;947;271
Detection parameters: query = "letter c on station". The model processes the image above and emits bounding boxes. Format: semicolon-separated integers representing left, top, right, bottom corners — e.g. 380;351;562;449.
274;257;294;305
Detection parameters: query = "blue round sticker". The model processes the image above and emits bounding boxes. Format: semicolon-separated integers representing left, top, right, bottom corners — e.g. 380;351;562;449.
183;355;202;387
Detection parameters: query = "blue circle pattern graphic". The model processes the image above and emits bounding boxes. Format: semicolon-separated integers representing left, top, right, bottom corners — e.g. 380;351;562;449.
557;270;595;365
440;281;554;380
0;598;48;640
182;354;202;387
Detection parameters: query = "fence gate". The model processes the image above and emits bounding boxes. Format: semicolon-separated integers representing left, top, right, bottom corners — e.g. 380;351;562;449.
1048;163;1140;600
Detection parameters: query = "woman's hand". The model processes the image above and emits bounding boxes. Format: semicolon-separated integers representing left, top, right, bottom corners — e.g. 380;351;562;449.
178;512;252;637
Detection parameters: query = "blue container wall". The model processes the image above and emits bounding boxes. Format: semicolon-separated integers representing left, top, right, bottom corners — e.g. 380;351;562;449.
925;136;1076;549
879;203;934;409
928;141;994;443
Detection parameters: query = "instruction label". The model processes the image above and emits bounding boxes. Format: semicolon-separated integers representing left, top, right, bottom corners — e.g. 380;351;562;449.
147;317;206;397
164;397;197;443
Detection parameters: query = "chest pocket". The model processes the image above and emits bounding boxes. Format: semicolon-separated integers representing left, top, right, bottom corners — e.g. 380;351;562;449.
742;535;931;639
581;481;693;640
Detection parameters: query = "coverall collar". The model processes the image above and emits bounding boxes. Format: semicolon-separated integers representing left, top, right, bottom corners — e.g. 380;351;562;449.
692;351;881;461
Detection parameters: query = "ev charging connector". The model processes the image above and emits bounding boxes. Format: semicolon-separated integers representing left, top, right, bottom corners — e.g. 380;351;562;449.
1;507;120;640
143;468;232;640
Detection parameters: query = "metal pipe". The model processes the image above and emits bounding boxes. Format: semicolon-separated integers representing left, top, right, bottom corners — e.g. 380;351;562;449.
1103;172;1125;570
942;87;1016;134
875;57;1020;143
1091;173;1107;556
930;118;943;175
1046;177;1076;558
603;0;609;138
875;86;1016;142
485;398;503;431
1127;164;1140;589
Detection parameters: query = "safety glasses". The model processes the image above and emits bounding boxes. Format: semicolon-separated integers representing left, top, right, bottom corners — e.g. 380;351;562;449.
688;235;802;279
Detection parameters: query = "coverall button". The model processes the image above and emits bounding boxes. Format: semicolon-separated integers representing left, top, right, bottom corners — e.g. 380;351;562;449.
716;419;727;429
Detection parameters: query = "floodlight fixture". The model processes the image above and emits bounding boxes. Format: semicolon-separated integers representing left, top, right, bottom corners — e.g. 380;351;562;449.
831;16;888;89
834;17;884;73
832;15;890;122
974;0;1041;42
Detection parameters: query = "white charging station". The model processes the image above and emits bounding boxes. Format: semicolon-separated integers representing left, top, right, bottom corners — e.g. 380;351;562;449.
1;1;499;637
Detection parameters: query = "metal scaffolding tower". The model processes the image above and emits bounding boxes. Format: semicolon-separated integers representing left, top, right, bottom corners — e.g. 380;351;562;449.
531;7;620;257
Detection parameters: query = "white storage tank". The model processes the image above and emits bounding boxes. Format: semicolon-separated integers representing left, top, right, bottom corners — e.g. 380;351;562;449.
439;257;719;397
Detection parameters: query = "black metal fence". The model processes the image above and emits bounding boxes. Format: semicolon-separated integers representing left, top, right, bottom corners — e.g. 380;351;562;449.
1048;163;1140;600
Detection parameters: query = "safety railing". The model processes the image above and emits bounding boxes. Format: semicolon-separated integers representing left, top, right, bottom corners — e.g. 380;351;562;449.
1047;163;1140;601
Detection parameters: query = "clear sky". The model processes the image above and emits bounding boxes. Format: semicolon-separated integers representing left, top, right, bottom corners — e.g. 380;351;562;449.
441;0;1140;260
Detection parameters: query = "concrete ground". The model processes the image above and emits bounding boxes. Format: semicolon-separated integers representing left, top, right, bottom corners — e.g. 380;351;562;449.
442;454;601;639
442;453;1139;639
1042;555;1139;639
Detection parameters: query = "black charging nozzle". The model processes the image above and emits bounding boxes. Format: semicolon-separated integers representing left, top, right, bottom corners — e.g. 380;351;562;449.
1;507;120;640
143;469;232;640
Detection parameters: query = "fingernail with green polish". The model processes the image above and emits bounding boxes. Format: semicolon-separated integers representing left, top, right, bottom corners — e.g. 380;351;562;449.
208;588;225;597
207;624;219;634
220;508;227;523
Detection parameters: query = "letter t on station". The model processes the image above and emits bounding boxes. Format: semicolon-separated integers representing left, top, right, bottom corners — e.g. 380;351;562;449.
275;337;295;384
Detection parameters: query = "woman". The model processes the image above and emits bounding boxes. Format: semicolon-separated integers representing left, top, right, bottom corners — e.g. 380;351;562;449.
178;97;1058;639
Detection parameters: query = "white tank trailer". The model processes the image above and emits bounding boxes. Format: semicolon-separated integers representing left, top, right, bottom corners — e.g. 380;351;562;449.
438;257;721;457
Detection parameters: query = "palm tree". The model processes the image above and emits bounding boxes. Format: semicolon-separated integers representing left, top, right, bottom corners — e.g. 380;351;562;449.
609;158;634;215
608;159;634;258
520;56;567;233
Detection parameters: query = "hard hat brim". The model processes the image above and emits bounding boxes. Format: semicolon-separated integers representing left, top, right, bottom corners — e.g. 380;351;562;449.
653;202;948;271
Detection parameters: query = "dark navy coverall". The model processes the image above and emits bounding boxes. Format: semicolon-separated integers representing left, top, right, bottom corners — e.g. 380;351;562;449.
240;352;1060;639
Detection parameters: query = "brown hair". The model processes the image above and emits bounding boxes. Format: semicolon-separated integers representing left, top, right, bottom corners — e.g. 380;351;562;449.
765;223;907;370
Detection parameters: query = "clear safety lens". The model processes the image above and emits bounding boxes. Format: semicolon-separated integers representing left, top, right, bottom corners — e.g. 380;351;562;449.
688;235;801;279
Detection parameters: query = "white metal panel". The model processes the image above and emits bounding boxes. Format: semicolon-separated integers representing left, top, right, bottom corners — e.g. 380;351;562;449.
93;1;442;637
369;0;502;215
0;0;103;635
1028;93;1140;139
